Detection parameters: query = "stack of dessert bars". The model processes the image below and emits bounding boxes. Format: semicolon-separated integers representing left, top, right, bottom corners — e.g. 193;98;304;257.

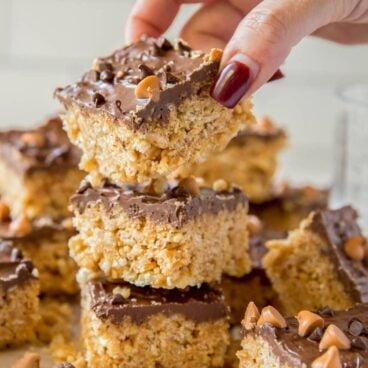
0;116;84;348
55;36;256;368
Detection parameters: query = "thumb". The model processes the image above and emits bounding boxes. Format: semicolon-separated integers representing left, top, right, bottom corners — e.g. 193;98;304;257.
210;0;336;108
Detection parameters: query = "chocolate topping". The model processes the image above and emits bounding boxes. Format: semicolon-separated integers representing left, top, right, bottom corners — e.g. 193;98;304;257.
231;122;286;146
0;216;75;241
250;184;329;216
0;116;81;175
71;181;248;228
247;303;368;367
55;37;220;131
88;278;228;325
308;206;368;303
0;240;37;291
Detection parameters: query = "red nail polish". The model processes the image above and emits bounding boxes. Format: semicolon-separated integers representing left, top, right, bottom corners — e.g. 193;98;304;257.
210;61;253;108
268;69;284;83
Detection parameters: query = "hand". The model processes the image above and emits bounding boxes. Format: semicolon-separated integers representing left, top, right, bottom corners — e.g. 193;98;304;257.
126;0;368;108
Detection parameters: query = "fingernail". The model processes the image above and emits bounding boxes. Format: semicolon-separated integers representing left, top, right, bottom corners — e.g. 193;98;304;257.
210;54;259;108
268;69;284;83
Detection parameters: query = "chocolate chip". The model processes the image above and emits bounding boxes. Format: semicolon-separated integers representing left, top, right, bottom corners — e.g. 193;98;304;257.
52;363;75;368
111;294;124;305
349;319;364;336
318;306;335;317
156;37;173;51
92;93;106;108
100;70;114;83
97;61;113;72
166;72;180;84
351;336;368;350
151;43;164;57
83;70;100;82
308;326;324;342
177;40;192;55
138;64;154;79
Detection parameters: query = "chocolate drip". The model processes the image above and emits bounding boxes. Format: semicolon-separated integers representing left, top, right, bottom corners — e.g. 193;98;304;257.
55;37;220;131
0;116;81;175
71;181;248;228
0;240;37;291
89;279;229;325
248;303;368;367
308;206;368;303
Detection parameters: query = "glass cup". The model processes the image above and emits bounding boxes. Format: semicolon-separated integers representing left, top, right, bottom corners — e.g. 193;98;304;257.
331;82;368;230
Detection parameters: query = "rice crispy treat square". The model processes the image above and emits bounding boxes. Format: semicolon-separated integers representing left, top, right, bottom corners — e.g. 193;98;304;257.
80;277;230;368
69;179;251;289
0;116;83;220
55;36;255;185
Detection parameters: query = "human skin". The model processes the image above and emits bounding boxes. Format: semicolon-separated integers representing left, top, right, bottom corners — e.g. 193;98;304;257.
126;0;368;107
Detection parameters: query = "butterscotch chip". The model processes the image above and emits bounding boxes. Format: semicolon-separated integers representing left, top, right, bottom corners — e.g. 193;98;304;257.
258;116;274;130
344;235;365;261
205;48;223;62
297;310;324;337
0;201;10;222
242;301;260;330
319;324;351;350
20;132;45;147
135;75;161;100
179;177;200;197
257;305;287;328
212;178;229;192
11;352;40;368
10;214;32;234
246;215;263;236
311;346;341;368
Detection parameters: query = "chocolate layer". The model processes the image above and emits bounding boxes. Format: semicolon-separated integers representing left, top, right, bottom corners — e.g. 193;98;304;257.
0;116;81;175
0;217;75;241
0;240;36;291
248;303;368;367
88;278;228;325
250;184;329;214
71;181;248;228
308;206;368;303
230;123;286;147
55;37;220;131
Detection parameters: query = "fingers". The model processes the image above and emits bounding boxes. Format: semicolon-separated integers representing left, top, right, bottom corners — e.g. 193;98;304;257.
125;0;216;43
313;23;368;44
180;0;259;51
211;0;335;107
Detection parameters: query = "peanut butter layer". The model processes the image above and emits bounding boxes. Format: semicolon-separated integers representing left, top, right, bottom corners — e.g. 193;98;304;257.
88;278;229;325
246;304;368;367
0;240;36;291
0;116;81;175
55;36;220;131
308;206;368;303
71;181;248;229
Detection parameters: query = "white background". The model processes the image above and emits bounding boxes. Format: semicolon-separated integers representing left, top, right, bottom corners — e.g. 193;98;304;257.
1;0;368;186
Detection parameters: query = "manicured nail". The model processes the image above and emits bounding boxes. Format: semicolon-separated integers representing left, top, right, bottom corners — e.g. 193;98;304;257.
268;69;284;83
210;54;259;108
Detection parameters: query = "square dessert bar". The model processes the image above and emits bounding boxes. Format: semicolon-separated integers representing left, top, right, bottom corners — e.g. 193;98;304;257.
0;116;83;220
0;216;78;295
237;302;368;368
70;179;251;289
263;206;368;315
55;36;255;184
174;117;287;203
250;183;329;231
0;241;39;349
81;278;229;368
221;219;286;325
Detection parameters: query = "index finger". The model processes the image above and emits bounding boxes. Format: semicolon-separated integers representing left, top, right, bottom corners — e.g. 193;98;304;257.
125;0;216;43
